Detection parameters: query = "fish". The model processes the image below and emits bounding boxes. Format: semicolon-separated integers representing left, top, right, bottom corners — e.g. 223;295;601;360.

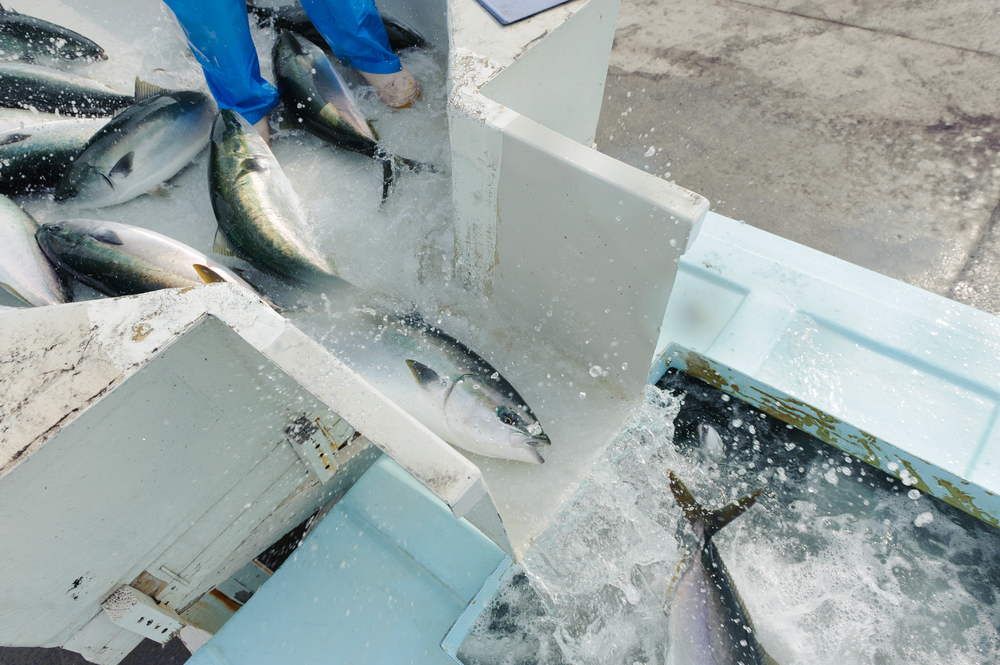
54;80;215;208
35;218;260;298
0;3;106;63
698;423;725;463
247;2;426;52
0;111;108;195
665;471;778;665
328;306;550;463
209;108;337;284
0;194;67;305
271;30;433;201
0;62;132;116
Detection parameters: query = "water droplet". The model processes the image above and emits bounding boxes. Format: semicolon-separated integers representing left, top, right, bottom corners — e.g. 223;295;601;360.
589;365;602;377
579;392;587;399
621;362;628;370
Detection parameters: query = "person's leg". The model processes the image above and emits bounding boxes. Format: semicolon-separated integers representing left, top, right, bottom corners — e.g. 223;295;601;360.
298;0;420;108
163;0;280;124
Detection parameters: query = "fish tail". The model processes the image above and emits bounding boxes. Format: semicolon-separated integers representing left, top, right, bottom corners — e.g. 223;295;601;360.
394;154;438;174
379;153;396;203
667;470;762;542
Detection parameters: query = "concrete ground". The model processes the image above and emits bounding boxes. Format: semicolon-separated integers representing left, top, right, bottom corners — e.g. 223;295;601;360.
6;1;999;664
596;0;1000;314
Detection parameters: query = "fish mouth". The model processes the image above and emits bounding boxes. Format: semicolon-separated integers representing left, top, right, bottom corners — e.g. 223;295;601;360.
509;432;551;464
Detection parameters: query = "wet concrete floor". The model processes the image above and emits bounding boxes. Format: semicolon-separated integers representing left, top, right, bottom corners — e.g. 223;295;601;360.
596;0;1000;314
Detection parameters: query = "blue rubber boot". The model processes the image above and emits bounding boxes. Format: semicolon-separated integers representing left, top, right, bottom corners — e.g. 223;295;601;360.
297;0;400;74
163;0;280;124
299;0;420;108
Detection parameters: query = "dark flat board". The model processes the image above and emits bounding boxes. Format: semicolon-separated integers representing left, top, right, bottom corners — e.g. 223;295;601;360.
475;0;571;25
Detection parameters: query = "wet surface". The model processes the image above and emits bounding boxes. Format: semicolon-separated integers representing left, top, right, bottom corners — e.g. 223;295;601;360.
6;1;1000;663
597;0;1000;310
0;639;189;665
458;370;1000;664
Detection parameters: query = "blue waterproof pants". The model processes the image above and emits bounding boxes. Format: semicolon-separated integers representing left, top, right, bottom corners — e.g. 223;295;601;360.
163;0;400;124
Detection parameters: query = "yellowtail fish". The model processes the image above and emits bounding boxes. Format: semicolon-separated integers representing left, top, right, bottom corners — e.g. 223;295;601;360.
666;471;779;665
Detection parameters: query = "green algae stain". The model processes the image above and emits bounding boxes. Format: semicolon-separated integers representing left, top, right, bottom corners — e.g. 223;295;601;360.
668;346;1000;529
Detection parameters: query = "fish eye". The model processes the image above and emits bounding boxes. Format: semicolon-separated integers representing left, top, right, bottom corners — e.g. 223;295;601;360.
497;407;520;427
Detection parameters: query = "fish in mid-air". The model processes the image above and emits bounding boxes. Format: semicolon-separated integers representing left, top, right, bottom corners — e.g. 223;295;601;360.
665;470;779;665
35;218;260;298
326;306;551;463
209;108;337;285
271;30;433;201
0;3;106;63
0;194;67;305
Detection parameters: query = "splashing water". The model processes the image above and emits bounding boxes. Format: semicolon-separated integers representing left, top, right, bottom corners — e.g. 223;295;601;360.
459;371;1000;665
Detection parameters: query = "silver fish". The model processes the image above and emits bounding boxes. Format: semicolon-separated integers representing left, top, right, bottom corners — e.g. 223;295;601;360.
271;30;433;201
0;112;108;195
666;471;778;665
698;423;726;463
209;108;337;284
326;306;550;464
0;194;67;305
35;218;258;298
0;3;106;63
55;81;215;208
0;62;131;116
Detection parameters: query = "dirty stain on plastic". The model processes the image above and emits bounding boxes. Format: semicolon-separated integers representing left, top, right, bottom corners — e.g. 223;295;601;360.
660;345;1000;528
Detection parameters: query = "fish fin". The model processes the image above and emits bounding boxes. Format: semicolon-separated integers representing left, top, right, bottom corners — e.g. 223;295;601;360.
367;119;380;142
90;229;124;245
193;264;228;284
109;151;134;179
0;132;30;147
379;156;395;203
237;157;266;181
213;229;239;257
668;470;762;542
394;154;438;174
0;282;29;305
667;470;708;526
134;77;170;102
406;359;443;388
147;184;171;197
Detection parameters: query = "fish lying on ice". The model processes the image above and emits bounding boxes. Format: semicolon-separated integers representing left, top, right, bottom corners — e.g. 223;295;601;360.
35;218;260;298
666;470;778;665
209;108;338;285
54;80;215;208
0;111;108;195
271;30;433;201
0;194;67;305
327;305;550;463
0;3;106;63
0;62;132;116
